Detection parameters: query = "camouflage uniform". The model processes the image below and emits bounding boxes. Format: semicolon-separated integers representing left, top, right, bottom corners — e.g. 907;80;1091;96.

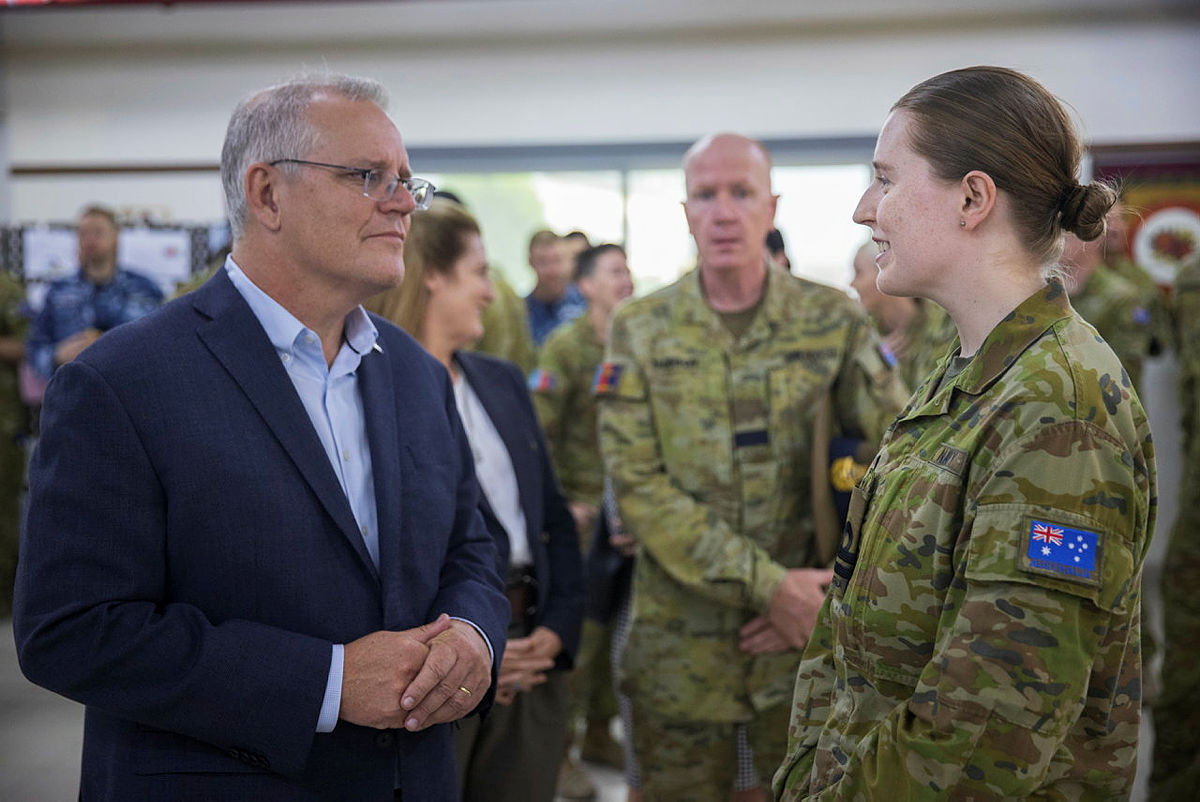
530;312;619;747
597;266;907;796
475;271;536;374
775;282;1157;801
1107;255;1172;355
532;313;606;524
1151;255;1200;800
0;271;29;615
1070;264;1153;390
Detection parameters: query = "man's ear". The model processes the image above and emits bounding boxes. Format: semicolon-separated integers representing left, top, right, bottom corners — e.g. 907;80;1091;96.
244;163;284;232
959;170;996;231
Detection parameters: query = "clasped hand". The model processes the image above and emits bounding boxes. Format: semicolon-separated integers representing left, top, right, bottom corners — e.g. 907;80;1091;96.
339;614;492;731
495;626;561;705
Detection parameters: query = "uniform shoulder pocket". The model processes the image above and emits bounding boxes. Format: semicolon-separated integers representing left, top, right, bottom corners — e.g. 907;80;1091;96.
966;503;1137;614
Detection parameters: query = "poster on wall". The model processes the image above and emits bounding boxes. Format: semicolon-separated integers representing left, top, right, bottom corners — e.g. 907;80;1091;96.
1094;143;1200;288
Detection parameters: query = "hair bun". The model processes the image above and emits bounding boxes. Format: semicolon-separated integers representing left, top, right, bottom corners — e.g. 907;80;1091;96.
1059;181;1117;242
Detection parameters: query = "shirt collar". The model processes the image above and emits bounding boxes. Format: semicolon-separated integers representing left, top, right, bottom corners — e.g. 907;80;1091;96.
223;255;379;358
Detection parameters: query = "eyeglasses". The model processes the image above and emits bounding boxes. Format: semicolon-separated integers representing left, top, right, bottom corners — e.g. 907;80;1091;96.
269;158;436;210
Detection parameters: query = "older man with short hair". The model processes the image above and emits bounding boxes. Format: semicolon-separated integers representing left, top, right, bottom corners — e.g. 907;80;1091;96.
597;133;907;800
14;74;507;801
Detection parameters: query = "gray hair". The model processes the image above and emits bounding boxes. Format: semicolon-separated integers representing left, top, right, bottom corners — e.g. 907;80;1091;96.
220;73;389;241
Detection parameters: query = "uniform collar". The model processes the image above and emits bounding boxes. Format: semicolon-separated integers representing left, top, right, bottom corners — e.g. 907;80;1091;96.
955;280;1072;397
899;281;1071;421
673;262;787;349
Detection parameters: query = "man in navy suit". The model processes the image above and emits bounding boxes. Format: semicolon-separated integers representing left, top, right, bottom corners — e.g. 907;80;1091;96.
13;74;508;800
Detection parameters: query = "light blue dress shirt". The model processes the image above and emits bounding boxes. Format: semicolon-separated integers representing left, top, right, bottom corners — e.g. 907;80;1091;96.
224;258;492;736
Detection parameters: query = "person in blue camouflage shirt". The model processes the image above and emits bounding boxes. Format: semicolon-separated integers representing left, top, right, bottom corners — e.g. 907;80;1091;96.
776;67;1156;801
26;206;163;379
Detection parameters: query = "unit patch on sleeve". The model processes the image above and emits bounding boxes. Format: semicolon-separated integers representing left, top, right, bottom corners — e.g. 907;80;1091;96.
527;368;558;393
1023;518;1102;586
592;362;625;395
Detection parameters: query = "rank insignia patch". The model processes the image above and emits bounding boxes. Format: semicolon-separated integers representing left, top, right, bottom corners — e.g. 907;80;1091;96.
1024;518;1101;585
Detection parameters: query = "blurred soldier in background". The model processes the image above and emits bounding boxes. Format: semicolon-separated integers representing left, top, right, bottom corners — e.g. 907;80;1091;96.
849;240;955;393
26;206;163;379
1063;232;1153;390
1104;200;1171;355
597;133;906;800
526;230;587;346
531;243;635;796
1152;251;1200;800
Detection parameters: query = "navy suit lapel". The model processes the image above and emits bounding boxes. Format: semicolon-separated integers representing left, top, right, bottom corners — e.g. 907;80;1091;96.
193;272;380;581
357;345;406;613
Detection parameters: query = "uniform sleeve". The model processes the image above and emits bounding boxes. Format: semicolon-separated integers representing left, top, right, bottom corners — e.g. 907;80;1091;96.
1104;293;1152;384
597;308;786;612
794;422;1148;800
530;340;569;481
832;313;910;448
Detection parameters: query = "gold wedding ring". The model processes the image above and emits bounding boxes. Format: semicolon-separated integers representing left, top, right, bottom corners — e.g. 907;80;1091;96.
458;686;472;696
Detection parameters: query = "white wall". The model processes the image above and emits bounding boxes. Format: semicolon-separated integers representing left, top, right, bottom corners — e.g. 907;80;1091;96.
3;0;1199;223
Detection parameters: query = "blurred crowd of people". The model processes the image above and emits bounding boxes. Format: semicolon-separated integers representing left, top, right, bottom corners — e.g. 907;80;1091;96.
2;67;1198;802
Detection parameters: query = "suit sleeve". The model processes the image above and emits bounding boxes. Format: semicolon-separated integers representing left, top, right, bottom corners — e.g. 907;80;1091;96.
597;307;786;612
13;359;332;779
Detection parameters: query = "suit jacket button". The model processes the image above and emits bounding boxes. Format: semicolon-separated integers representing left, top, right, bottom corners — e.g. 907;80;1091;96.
375;730;395;748
540;531;550;544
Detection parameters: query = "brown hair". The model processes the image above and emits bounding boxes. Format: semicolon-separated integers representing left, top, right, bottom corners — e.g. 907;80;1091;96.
79;205;119;230
363;197;481;337
893;66;1116;265
528;229;560;256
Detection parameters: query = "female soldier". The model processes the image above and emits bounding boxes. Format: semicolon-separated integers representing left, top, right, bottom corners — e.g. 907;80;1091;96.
365;198;584;802
775;66;1156;800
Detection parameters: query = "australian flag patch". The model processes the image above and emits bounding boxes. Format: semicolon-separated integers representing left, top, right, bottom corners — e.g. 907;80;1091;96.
1024;518;1101;586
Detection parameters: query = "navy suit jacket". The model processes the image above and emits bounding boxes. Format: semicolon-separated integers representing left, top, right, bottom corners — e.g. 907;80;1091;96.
456;351;583;667
13;269;509;801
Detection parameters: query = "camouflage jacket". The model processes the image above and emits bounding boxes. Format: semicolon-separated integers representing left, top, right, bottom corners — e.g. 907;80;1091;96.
1107;255;1172;353
1175;256;1200;487
1070;265;1152;390
475;272;536;374
531;313;605;507
597;266;907;722
775;282;1157;801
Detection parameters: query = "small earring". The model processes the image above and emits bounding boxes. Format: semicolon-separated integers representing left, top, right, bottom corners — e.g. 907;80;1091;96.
959;220;966;228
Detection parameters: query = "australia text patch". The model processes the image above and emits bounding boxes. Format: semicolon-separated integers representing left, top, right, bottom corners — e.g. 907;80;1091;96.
1023;518;1101;586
